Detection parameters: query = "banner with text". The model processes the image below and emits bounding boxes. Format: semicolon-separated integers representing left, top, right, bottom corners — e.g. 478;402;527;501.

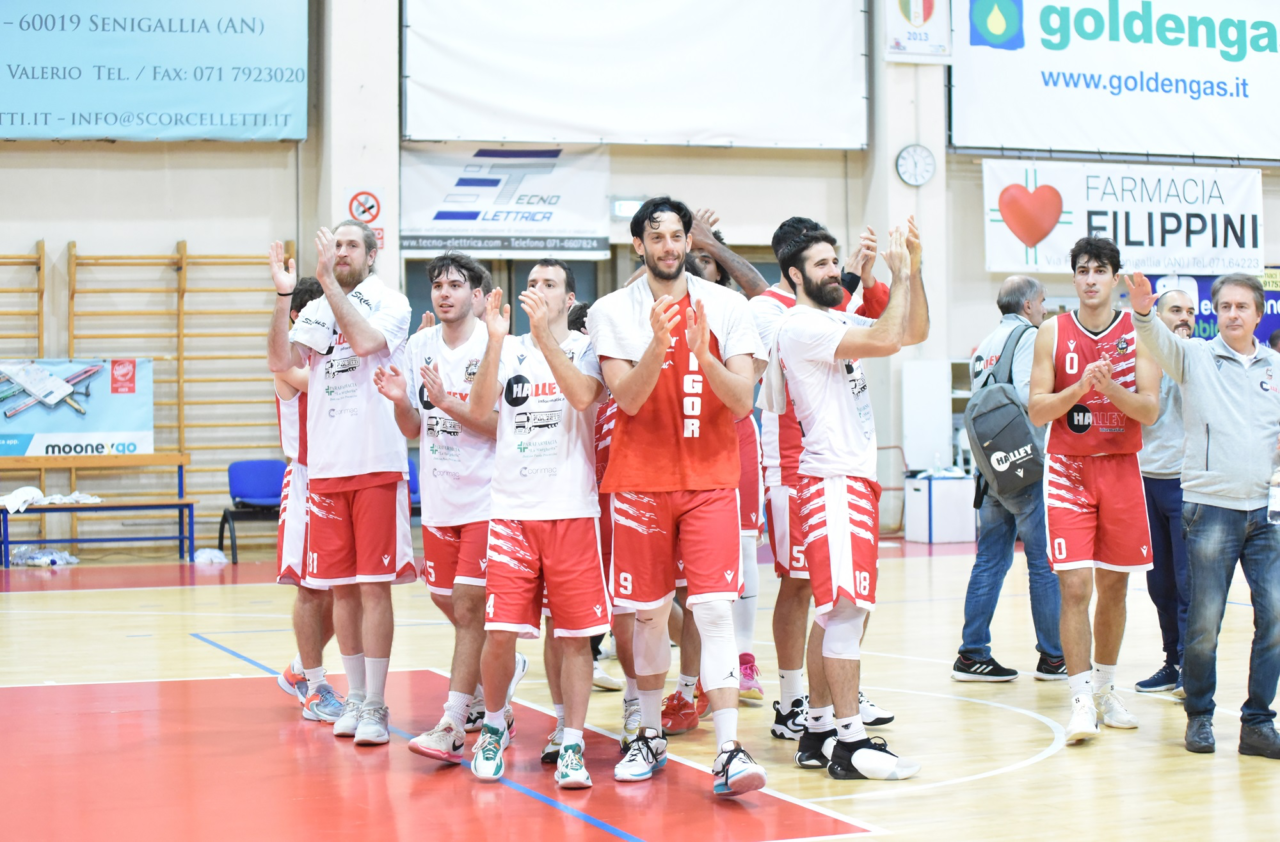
952;1;1280;159
1144;273;1280;344
982;159;1264;274
0;359;153;457
0;1;307;141
886;0;952;63
401;144;610;259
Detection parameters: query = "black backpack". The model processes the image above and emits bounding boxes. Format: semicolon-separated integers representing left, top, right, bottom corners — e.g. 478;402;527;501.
965;325;1043;508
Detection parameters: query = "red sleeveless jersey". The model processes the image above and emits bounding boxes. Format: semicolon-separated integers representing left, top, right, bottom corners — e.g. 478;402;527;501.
1047;310;1142;456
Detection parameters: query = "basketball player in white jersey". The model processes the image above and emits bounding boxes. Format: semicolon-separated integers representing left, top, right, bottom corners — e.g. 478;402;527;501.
460;259;609;788
268;222;416;746
270;274;344;723
373;253;526;762
768;222;926;780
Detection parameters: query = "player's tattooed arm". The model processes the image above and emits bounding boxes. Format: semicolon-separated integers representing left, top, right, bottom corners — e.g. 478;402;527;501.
686;298;756;418
902;215;931;346
267;239;306;372
691;208;769;299
1027;318;1093;427
373;364;421;439
421;361;498;439
314;227;388;358
602;296;682;416
466;290;509;429
522;289;603;411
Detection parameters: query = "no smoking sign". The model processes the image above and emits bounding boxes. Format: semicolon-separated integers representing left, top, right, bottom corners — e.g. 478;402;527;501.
349;191;380;224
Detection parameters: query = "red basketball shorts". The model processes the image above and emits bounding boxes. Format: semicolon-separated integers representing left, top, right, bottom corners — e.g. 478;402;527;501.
609;489;740;609
421;521;490;595
766;484;808;580
797;475;881;615
305;480;417;587
484;518;611;638
276;463;316;587
737;417;763;534
1044;452;1154;573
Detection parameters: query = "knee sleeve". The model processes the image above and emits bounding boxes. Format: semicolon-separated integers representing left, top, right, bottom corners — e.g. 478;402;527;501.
632;598;673;676
739;535;759;599
692;599;739;691
820;601;868;661
733;535;759;653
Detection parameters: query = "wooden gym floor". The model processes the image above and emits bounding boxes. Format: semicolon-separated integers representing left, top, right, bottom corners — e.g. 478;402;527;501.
1;542;1276;841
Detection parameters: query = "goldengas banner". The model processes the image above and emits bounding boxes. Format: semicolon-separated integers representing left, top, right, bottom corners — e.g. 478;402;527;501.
982;159;1264;275
0;359;154;456
952;1;1280;159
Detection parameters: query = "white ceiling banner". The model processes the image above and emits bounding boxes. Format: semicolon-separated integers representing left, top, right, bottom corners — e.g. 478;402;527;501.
403;0;867;149
982;159;1264;274
952;1;1280;159
401;144;610;259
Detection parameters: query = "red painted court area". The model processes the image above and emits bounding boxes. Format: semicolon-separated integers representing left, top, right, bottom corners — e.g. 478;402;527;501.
1;669;869;842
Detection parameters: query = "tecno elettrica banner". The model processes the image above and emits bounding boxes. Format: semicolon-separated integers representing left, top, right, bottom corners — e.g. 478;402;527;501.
0;359;154;456
982;159;1264;274
952;1;1279;159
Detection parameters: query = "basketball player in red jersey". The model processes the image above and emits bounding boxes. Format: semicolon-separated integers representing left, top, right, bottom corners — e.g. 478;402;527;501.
1028;237;1160;744
587;196;769;796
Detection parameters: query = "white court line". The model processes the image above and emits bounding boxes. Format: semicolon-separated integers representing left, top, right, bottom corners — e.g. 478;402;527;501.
421;667;891;837
806;685;1067;803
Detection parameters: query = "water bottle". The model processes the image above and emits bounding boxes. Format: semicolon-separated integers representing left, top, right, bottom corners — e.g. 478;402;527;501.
1269;468;1280;525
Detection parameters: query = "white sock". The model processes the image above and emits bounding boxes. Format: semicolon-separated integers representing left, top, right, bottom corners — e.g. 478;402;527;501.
676;674;698;703
364;657;389;708
303;666;328;690
341;653;366;701
779;669;805;707
553;703;565;724
809;704;835;732
444;691;471;726
835;715;867;744
1092;663;1116;693
483;708;507;732
562;727;584;749
712;707;739;746
1068;670;1093;698
638;688;663;730
291;653;303;674
624;677;639;701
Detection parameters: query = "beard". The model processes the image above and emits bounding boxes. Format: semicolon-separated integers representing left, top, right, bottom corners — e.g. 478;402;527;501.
644;246;686;282
801;268;844;308
334;262;369;290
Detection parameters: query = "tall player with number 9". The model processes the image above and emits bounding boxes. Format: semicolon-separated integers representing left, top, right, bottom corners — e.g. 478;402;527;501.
1028;236;1161;745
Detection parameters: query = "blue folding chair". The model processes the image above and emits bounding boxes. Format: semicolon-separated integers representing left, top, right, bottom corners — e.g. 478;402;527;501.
218;459;288;564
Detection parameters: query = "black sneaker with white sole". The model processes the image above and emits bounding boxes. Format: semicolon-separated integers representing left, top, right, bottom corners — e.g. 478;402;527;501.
952;655;1019;682
1034;654;1068;681
794;727;836;769
771;697;807;740
828;736;921;781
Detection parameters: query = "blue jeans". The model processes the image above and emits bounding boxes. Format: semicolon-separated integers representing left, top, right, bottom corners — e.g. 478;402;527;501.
1182;502;1280;727
1143;477;1189;668
960;483;1062;660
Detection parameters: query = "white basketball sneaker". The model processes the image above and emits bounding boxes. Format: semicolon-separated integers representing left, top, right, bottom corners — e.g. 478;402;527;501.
1065;693;1100;743
614;727;667;781
711;741;768;797
408;715;466;763
333;697;363;738
556;742;593;789
1096;687;1139;729
354;705;390;745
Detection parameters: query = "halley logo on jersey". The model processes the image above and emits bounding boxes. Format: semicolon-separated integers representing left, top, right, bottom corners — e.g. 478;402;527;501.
505;375;532;407
1066;404;1092;433
683;353;704;438
1066;404;1126;433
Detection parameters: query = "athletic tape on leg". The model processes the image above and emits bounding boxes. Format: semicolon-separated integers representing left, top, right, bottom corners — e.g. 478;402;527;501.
821;601;867;661
632;597;673;677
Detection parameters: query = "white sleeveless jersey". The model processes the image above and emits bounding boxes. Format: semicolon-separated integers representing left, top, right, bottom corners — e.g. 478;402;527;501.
276;389;308;467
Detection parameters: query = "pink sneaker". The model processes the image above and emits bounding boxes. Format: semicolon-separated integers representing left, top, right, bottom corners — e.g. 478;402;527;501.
739;653;764;703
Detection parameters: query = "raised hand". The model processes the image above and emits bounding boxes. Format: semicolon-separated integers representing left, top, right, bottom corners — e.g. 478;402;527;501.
906;215;922;275
846;226;877;287
1124;272;1157;316
420;361;447;408
373;364;408;403
269;240;297;295
650;295;681;347
685;298;711;361
314;227;337;287
882;227;909;280
691;208;721;251
482;288;511;343
519;288;551;347
417;311;437;333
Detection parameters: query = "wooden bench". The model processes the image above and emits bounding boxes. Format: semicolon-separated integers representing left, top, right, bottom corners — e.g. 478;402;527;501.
0;453;197;567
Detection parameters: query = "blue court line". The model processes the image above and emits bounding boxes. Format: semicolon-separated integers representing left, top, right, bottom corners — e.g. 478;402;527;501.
188;632;644;842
